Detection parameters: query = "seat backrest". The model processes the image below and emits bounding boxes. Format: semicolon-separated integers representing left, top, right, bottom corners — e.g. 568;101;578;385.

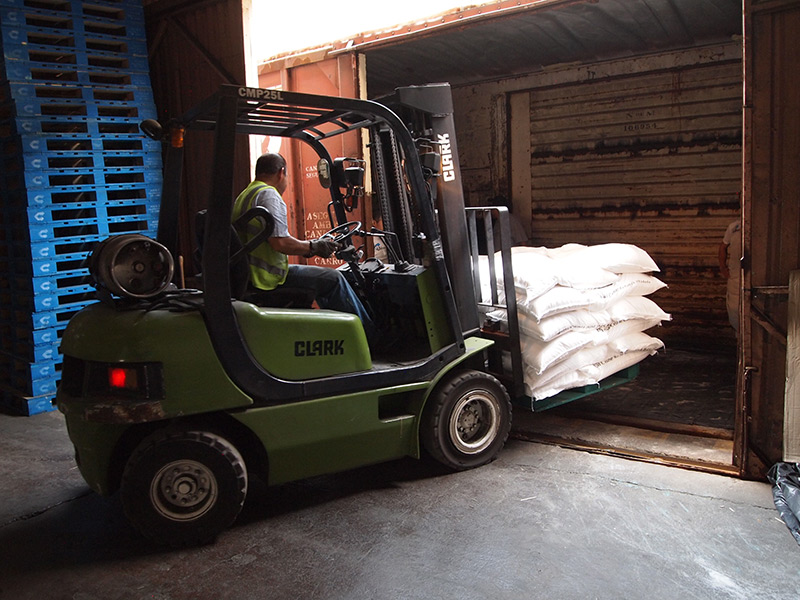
195;206;275;299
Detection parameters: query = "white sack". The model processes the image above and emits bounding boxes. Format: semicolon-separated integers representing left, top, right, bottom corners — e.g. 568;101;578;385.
545;243;660;273
528;333;664;400
519;273;667;322
518;296;671;342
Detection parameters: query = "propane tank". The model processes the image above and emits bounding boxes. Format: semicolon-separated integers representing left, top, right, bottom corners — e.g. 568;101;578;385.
89;234;174;299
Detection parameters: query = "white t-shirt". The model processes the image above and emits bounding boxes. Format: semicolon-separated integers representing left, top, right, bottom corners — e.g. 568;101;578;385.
252;186;290;238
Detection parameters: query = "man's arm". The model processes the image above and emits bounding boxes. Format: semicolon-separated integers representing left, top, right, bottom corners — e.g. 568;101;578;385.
269;235;310;257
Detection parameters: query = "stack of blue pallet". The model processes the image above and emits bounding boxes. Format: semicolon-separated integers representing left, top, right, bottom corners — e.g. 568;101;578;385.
0;0;162;415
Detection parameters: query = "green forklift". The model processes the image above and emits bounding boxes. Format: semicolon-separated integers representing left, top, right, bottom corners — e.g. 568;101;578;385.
56;84;528;546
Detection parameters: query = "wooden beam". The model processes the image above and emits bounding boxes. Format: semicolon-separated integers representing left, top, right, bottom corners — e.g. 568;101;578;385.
784;270;800;461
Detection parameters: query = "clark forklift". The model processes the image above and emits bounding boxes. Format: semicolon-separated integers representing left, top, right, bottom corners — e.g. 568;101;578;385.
56;84;523;546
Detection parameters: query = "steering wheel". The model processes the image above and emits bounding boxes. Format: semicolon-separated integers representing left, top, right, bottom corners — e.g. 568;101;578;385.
319;221;362;246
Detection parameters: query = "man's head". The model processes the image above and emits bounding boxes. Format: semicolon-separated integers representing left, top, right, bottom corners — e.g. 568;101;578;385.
255;153;288;194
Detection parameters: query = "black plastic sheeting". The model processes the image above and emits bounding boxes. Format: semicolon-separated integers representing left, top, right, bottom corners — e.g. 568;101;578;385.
767;462;800;545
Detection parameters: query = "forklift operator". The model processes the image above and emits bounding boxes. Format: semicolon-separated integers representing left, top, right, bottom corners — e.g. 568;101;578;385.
233;153;375;338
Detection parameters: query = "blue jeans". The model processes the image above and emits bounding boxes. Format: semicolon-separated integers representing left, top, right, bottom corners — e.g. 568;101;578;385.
284;265;375;340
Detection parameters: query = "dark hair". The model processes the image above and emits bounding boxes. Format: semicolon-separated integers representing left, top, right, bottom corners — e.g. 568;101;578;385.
255;153;286;177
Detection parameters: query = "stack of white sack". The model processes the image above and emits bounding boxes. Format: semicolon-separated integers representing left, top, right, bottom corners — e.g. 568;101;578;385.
480;243;670;400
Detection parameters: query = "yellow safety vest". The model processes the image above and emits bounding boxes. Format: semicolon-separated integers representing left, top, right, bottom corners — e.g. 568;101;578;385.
232;181;289;290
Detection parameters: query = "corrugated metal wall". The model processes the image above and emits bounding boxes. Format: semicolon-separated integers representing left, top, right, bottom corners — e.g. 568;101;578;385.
452;43;742;348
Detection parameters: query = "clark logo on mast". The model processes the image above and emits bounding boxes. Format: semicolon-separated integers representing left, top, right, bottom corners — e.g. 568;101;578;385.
438;133;456;182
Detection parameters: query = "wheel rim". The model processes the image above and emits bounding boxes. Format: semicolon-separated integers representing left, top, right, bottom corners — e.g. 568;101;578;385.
150;459;219;522
448;390;499;454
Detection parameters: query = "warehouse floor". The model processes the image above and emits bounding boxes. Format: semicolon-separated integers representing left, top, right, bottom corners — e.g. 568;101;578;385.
2;410;799;600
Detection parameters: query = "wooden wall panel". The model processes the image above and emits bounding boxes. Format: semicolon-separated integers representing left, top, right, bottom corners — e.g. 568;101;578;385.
452;45;743;349
526;61;742;346
742;0;800;475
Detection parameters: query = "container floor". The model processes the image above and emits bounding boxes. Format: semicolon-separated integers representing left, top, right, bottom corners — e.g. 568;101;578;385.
555;348;737;431
511;347;739;469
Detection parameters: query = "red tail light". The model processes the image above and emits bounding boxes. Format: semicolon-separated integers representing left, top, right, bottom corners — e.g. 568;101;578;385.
108;367;138;390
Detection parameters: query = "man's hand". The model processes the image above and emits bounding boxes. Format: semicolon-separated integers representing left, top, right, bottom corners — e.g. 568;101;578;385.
306;238;340;258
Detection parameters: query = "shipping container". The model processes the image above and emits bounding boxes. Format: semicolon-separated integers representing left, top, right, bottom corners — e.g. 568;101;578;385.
139;0;800;477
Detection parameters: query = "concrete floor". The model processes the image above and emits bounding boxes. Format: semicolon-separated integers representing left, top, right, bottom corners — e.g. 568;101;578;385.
2;410;800;600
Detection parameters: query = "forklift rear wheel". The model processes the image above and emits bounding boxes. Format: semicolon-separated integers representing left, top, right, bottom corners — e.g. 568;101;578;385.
121;429;248;547
421;370;511;471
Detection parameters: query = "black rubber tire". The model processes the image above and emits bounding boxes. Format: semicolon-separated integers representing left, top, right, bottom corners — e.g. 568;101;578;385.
121;429;248;547
421;369;512;471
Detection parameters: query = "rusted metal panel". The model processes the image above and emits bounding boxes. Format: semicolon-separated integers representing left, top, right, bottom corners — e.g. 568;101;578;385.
144;0;249;276
741;0;800;477
258;55;365;268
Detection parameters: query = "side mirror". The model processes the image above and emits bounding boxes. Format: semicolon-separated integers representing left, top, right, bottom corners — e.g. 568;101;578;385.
140;119;164;141
317;158;332;189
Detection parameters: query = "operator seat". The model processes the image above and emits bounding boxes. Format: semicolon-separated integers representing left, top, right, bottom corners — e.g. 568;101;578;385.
195;208;315;308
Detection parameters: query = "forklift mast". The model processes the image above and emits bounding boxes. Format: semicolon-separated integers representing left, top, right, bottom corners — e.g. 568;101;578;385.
377;84;481;336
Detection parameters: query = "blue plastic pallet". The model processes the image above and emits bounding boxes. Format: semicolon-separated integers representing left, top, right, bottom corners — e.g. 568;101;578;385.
23;225;156;261
7;361;61;397
9;115;153;138
26;375;59;398
22;165;162;189
21;322;67;345
21;149;162;171
21;357;62;382
27;302;94;330
10;114;150;136
23;286;96;313
0;28;148;60
18;251;90;276
7;195;159;220
26;214;159;242
0;389;56;415
1;80;155;106
0;8;147;39
2;45;150;72
9;335;61;361
0;0;144;11
11;133;159;156
26;196;159;219
0;30;146;60
16;267;91;295
10;185;161;209
0;0;145;16
0;0;145;23
25;232;108;260
5;178;161;205
12;130;160;152
10;95;156;120
2;59;153;88
12;298;97;328
12;252;89;276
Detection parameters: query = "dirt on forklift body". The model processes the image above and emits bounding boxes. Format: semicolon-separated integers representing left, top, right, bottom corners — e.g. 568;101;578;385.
56;84;513;547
